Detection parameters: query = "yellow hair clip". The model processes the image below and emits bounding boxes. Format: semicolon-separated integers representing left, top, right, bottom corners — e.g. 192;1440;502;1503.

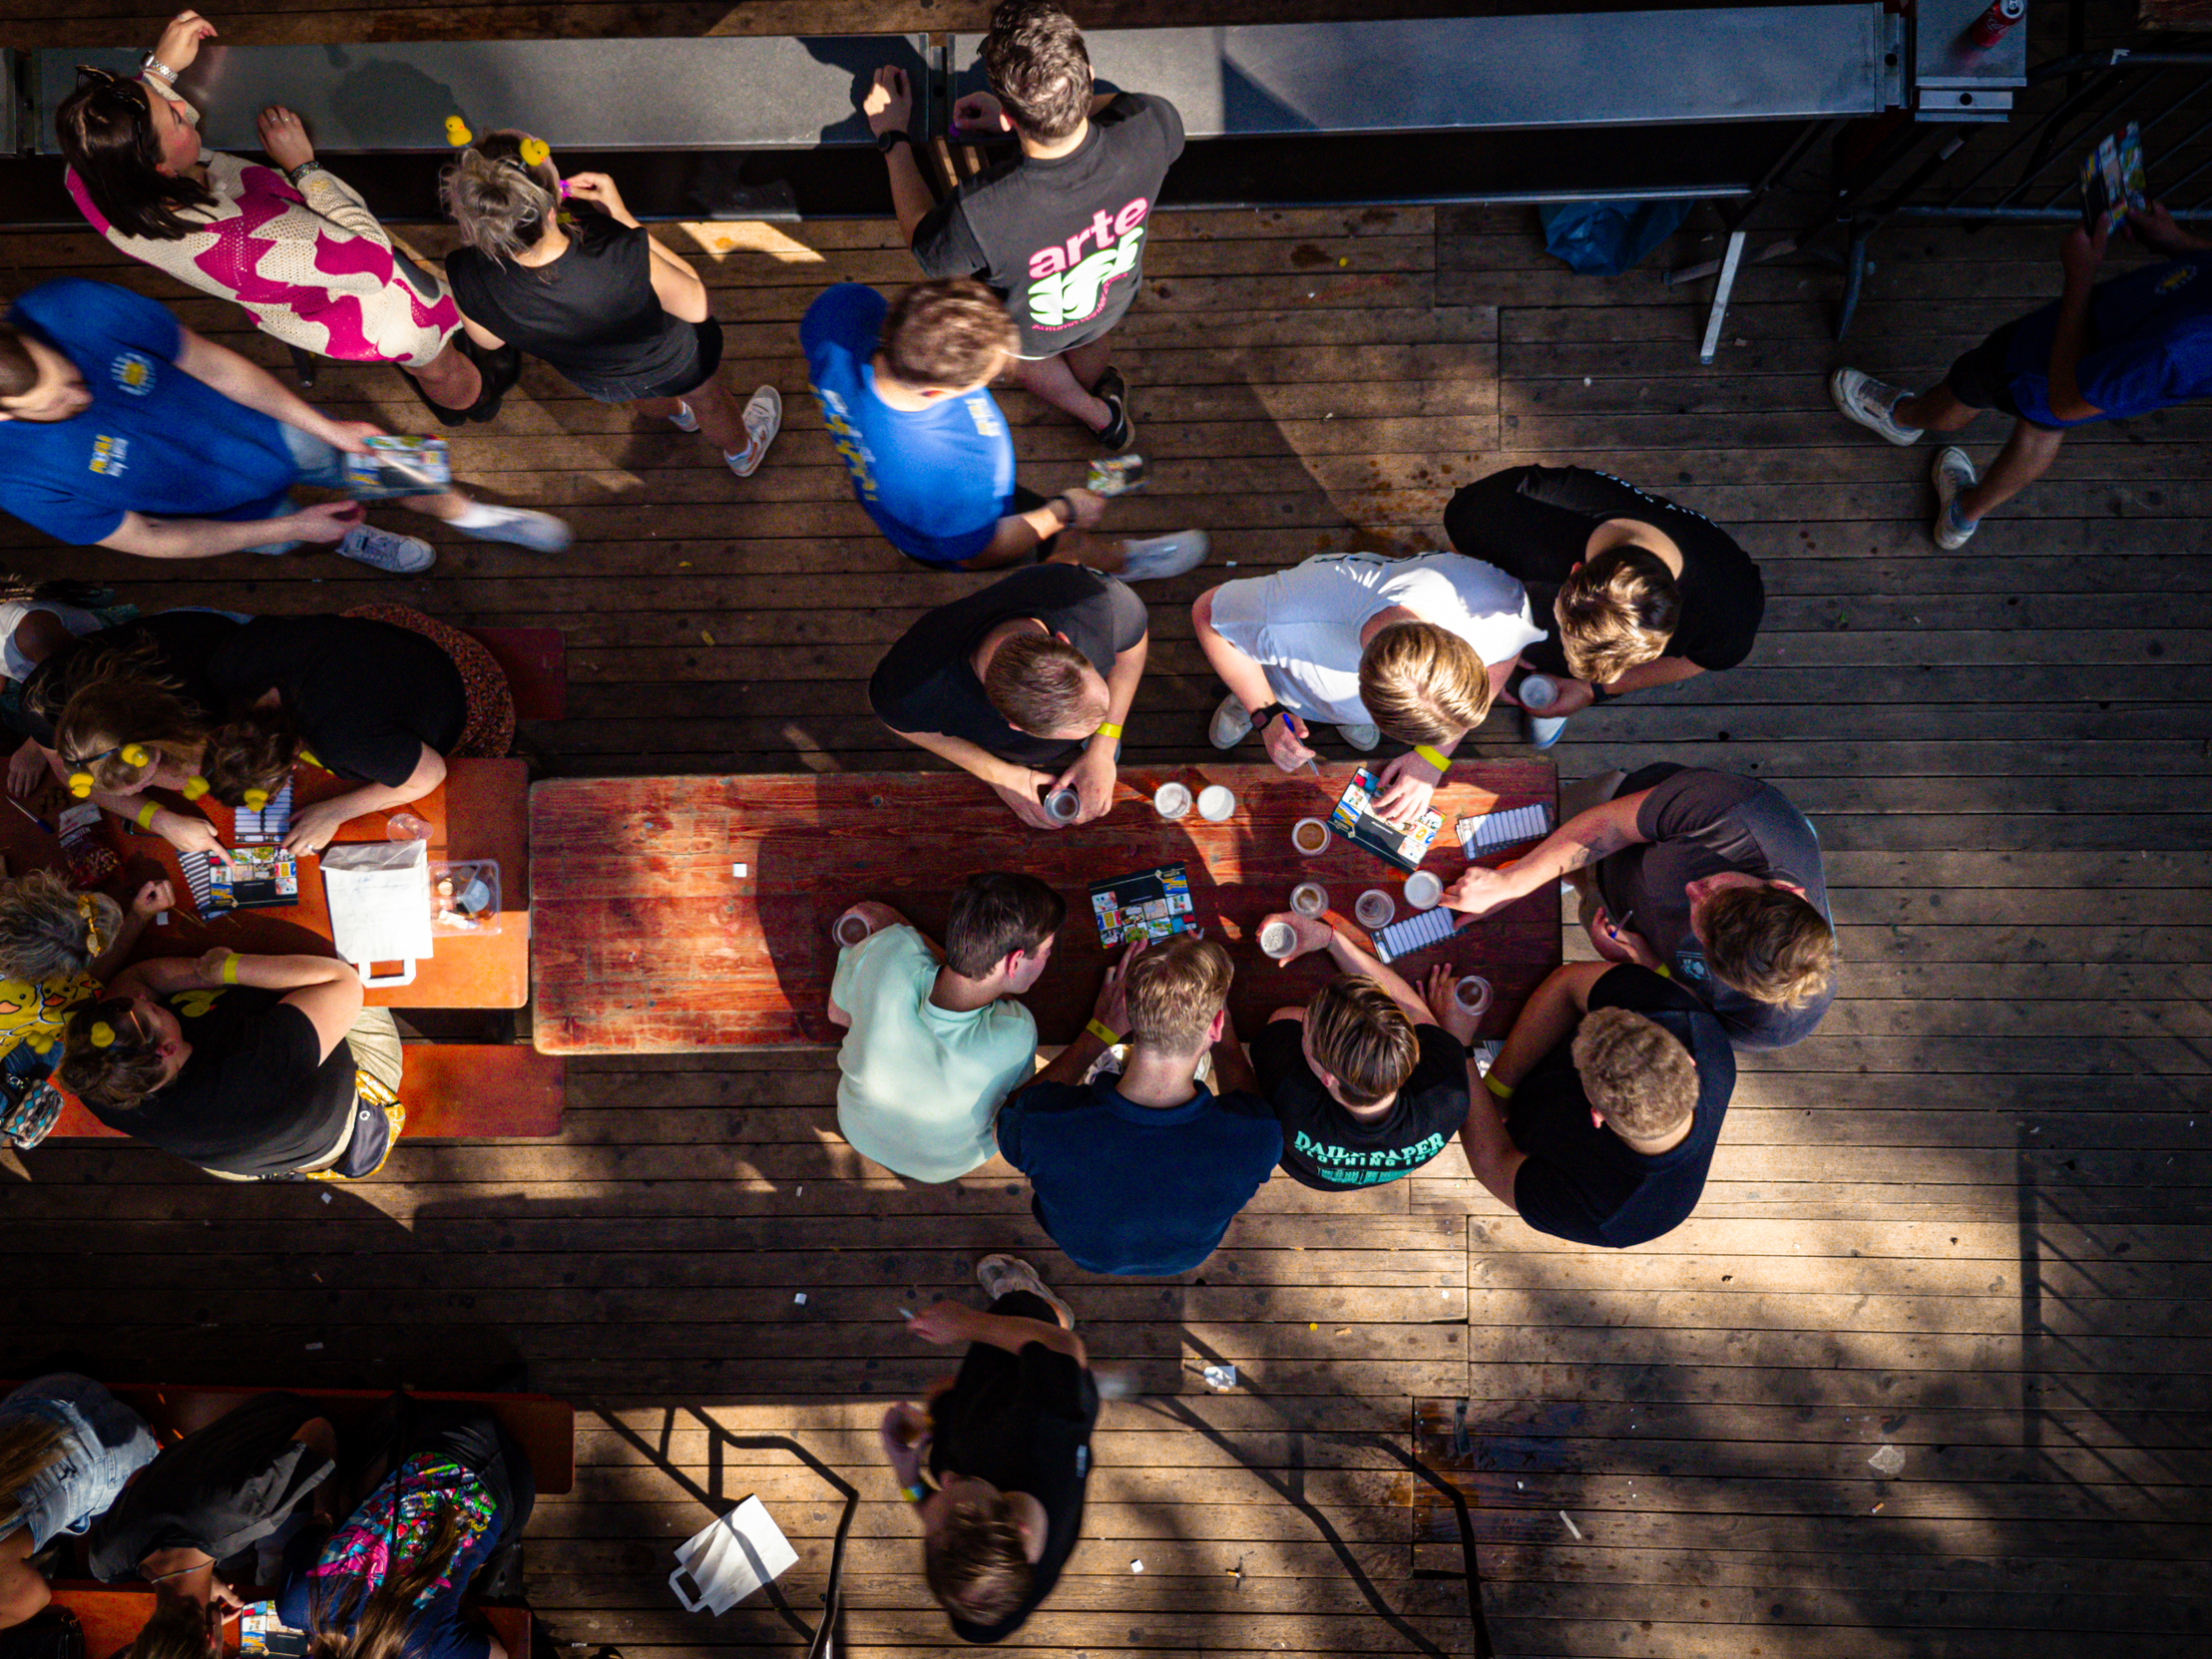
519;137;550;168
241;787;269;812
67;771;95;799
182;775;211;801
89;1021;117;1048
120;743;151;768
445;116;473;147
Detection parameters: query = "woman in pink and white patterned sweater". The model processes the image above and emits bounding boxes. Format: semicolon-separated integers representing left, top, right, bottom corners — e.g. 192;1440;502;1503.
56;12;502;422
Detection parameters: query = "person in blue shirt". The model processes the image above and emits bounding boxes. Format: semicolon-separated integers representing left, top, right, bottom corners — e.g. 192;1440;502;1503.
801;278;1204;577
1830;204;2212;548
996;935;1279;1277
0;278;569;573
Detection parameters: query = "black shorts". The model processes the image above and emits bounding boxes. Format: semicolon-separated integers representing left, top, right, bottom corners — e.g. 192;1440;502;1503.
1009;485;1064;560
1943;320;2057;429
630;318;726;403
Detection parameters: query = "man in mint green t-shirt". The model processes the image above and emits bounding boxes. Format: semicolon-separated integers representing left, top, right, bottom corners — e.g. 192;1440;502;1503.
827;872;1065;1182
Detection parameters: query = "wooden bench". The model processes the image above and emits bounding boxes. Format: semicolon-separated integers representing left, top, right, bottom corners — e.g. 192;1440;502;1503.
465;626;566;723
50;1585;530;1658
45;1044;565;1142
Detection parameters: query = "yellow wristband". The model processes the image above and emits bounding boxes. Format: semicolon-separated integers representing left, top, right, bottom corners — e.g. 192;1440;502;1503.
1484;1072;1514;1102
133;800;160;830
1095;721;1122;740
1085;1019;1118;1044
221;954;239;985
1414;743;1452;773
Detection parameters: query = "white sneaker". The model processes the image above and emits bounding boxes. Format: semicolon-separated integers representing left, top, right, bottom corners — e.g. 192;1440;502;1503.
335;524;435;574
1209;692;1254;750
976;1253;1074;1329
456;504;573;554
1114;530;1208;582
667;400;698;433
726;385;782;478
1931;446;1980;550
1525;711;1568;749
1338;722;1381;751
1830;367;1924;446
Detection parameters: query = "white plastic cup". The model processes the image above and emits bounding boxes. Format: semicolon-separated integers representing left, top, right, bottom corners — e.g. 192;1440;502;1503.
833;913;872;947
1153;781;1193;820
1291;817;1330;856
1520;674;1558;712
1045;787;1083;823
1405;870;1444;909
1259;920;1298;961
1291;881;1328;918
1197;784;1236;822
1355;889;1395;929
1455;975;1493;1016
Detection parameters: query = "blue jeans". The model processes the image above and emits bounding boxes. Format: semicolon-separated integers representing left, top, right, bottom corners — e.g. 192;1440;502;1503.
248;425;433;555
0;1374;159;1549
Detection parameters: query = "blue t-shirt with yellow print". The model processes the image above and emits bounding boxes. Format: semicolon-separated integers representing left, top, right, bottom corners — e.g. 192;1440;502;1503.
2003;252;2212;426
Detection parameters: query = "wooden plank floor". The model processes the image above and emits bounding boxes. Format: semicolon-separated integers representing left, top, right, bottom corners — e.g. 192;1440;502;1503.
4;117;2210;1659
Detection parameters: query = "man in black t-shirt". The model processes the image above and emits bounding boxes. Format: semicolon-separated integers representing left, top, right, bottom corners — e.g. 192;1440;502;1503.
880;1255;1099;1643
868;564;1150;830
1445;764;1835;1050
1429;960;1735;1248
1249;911;1468;1190
864;3;1184;447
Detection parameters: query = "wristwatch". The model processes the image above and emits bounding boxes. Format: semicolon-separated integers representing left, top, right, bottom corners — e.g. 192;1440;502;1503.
140;52;180;85
876;129;915;154
1250;701;1290;728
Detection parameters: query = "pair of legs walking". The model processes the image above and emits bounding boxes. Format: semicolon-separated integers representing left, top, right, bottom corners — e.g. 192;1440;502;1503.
1009;336;1131;449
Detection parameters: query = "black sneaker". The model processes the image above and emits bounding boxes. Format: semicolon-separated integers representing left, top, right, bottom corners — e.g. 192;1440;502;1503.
1090;365;1134;452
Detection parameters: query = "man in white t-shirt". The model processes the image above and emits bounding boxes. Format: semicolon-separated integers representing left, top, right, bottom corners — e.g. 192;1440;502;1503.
827;872;1065;1182
1190;552;1545;821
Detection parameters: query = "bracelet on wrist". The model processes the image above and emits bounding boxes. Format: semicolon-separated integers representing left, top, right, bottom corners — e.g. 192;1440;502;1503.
1094;721;1122;741
141;54;180;84
1484;1072;1515;1102
220;954;240;985
286;161;323;187
1085;1018;1119;1045
133;800;161;830
1414;742;1453;773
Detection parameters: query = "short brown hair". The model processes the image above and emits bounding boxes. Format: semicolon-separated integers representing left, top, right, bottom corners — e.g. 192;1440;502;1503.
983;631;1106;737
1125;935;1232;1055
200;708;302;807
125;1592;219;1659
1303;975;1419;1107
48;650;210;795
1572;1007;1696;1138
0;325;39;400
58;997;170;1112
1555;546;1679;684
945;872;1066;976
982;1;1094;143
882;279;1018;390
1700;885;1835;1010
1358;622;1492;745
923;1496;1033;1624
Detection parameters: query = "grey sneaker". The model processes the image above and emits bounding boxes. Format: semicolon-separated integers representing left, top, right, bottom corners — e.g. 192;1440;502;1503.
457;504;574;554
335;524;435;574
1338;722;1381;751
1830;367;1924;446
725;385;782;478
667;400;699;433
976;1254;1074;1329
1209;692;1254;749
1114;530;1208;582
1931;446;1980;550
1525;710;1568;749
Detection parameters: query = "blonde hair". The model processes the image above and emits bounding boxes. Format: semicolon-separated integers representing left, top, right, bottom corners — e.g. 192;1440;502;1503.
1303;976;1418;1107
1700;885;1835;1010
1555;546;1679;684
0;1414;66;1520
1357;622;1492;745
1124;936;1233;1055
0;869;121;982
1571;1008;1697;1138
440;132;559;262
983;632;1106;737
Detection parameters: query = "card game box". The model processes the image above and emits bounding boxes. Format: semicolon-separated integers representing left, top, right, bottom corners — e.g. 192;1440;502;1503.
2081;121;2148;236
1089;863;1196;946
342;434;452;494
182;845;300;914
1328;765;1445;874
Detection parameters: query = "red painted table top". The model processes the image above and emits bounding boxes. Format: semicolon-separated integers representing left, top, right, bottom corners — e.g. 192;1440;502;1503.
530;761;1559;1054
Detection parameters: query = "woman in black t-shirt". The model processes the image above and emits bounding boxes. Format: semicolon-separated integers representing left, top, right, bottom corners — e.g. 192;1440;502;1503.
440;134;783;480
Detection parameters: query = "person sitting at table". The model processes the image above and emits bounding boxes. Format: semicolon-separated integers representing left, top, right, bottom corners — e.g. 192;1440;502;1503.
442;133;783;479
57;948;404;1181
1440;464;1766;748
803;277;1204;576
882;1256;1097;1643
1247;912;1469;1190
1425;959;1736;1248
1191;552;1547;824
87;1391;337;1651
869;564;1148;830
996;936;1279;1276
276;1399;534;1659
0;572;126;692
0;1372;162;1628
1443;765;1836;1050
827;873;1063;1183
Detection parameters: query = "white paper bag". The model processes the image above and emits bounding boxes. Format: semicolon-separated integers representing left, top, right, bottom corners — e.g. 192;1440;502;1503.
669;1495;797;1614
320;840;434;986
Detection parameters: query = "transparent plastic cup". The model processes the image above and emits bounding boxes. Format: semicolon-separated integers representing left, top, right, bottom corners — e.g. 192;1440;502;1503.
1291;882;1328;918
1520;674;1558;712
1153;781;1193;820
833;913;872;947
1291;817;1329;856
1259;920;1298;961
1455;975;1494;1016
386;812;432;842
1405;870;1444;909
1045;787;1083;823
1355;889;1395;929
1197;785;1236;822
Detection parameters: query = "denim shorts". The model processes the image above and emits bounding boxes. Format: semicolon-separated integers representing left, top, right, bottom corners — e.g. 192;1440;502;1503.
0;1374;160;1549
280;424;432;501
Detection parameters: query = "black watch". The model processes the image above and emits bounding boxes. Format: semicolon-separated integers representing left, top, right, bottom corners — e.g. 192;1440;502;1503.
1250;701;1290;728
876;129;915;154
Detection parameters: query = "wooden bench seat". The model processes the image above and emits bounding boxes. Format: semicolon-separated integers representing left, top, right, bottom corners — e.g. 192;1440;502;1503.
465;626;567;723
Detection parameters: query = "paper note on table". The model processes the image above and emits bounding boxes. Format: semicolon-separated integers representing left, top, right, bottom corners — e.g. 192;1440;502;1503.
321;840;434;967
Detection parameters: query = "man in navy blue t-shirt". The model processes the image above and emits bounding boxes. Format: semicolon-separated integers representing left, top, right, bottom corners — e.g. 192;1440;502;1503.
1831;204;2212;548
997;935;1279;1276
0;278;569;571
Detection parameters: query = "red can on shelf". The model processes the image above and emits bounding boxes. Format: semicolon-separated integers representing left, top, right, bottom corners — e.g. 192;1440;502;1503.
1967;0;2026;48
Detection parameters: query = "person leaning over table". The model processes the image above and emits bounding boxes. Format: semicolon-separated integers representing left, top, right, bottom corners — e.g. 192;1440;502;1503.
827;873;1064;1183
1442;765;1837;1050
57;948;405;1182
1191;551;1546;825
0;1373;161;1629
868;563;1148;830
1424;959;1736;1248
1246;909;1470;1191
87;1391;338;1659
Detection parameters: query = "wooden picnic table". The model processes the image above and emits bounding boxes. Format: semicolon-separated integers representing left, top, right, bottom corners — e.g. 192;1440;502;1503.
0;757;532;1010
530;761;1559;1054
